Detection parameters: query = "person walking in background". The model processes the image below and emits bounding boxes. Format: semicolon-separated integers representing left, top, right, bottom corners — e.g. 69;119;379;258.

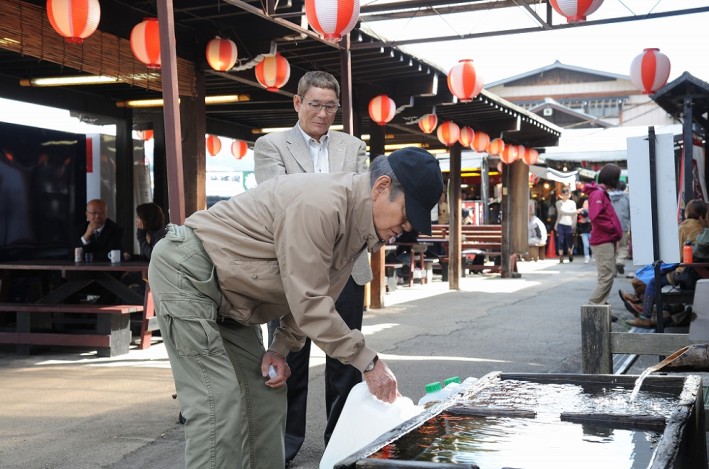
609;180;631;275
149;150;443;469
578;164;623;312
253;70;369;466
554;187;577;263
77;199;123;261
577;199;592;263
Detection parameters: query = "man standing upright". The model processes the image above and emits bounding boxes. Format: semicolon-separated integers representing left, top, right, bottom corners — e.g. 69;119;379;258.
254;70;369;465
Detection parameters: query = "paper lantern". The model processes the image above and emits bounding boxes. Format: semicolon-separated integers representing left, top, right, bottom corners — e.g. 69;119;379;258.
486;138;505;156
131;18;161;69
231;140;248;159
437;121;460;147
471;131;490;153
305;0;359;41
447;59;483;103
523;148;540;165
516;145;526;164
549;0;603;23
206;37;238;72
368;95;396;126
255;53;290;92
418;114;438;134
136;130;154;141
500;144;518;164
47;0;101;44
206;135;222;157
458;126;475;147
630;48;671;95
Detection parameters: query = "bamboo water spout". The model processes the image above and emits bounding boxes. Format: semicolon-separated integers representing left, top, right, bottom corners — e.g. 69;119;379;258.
657;344;709;372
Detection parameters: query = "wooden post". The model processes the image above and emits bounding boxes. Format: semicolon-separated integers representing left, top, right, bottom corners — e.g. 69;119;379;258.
581;304;613;374
448;143;462;290
369;249;386;309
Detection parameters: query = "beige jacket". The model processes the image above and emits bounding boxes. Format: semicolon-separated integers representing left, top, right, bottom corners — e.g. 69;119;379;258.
253;125;372;285
184;172;380;372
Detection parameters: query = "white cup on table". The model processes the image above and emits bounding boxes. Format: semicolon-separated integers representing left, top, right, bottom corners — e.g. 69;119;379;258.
108;249;122;264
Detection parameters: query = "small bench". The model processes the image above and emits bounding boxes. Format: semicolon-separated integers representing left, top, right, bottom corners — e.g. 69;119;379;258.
384;263;403;292
0;303;143;357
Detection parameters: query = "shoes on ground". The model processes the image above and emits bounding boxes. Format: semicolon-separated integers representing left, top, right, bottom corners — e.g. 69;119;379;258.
627;317;655;328
622;297;643;317
559;258;564;264
568;255;573;262
616;264;625;275
584;256;590;264
611;314;618;322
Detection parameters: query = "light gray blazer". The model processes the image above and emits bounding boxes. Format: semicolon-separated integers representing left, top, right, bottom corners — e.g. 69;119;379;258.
254;125;372;285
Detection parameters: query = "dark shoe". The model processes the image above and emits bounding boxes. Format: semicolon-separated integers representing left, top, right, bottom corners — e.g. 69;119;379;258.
623;298;643;317
611;314;618;322
627;317;655;328
559;258;564;264
568;255;573;262
616;264;625;275
618;289;639;304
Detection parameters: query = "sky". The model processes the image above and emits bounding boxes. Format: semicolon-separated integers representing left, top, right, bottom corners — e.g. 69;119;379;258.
360;0;709;84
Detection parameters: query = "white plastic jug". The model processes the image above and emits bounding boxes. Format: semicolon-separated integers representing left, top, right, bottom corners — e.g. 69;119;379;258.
319;382;423;469
417;381;446;407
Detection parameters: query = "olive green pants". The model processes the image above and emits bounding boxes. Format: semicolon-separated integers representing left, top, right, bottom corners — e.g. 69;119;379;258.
149;224;286;469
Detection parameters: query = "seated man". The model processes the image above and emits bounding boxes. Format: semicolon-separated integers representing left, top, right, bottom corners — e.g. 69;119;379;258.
626;199;708;327
77;199;123;262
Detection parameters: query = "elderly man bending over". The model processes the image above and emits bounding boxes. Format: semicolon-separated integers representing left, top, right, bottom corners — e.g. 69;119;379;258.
148;147;444;469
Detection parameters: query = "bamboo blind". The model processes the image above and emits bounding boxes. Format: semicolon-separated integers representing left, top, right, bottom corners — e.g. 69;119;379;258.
0;0;196;97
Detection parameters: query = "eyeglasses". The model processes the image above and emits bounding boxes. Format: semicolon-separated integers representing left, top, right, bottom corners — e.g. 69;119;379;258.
300;98;340;114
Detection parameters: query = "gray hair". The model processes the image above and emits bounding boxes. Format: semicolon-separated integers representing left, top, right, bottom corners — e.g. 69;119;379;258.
297;71;340;97
370;155;404;200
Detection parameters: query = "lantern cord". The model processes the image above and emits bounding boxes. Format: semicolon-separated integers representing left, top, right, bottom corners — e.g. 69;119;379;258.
231;41;277;71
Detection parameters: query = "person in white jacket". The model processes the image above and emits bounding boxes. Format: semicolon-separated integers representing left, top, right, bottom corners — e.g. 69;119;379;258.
527;211;548;261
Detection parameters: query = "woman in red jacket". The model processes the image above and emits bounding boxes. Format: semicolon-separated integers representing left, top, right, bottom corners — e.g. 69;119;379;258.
578;164;623;308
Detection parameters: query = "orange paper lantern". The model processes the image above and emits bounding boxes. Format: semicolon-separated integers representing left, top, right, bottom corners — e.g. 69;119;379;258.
458;126;475;147
486;138;505;156
206;134;222;157
206;37;238;72
368;95;396;126
305;0;359;41
437;121;460;147
500;144;518;164
131;18;161;69
47;0;101;44
526;148;540;165
255;53;290;92
447;59;483;103
471;131;490;153
418;114;438;134
231;140;248;159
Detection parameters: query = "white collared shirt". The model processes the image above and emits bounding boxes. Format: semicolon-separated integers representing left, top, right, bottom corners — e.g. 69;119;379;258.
297;123;330;173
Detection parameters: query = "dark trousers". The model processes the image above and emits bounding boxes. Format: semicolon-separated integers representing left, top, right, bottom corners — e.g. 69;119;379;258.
268;276;364;462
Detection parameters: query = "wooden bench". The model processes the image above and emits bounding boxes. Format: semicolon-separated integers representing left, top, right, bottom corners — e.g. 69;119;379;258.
384;263;403;292
420;224;506;276
0;303;143;357
581;279;709;375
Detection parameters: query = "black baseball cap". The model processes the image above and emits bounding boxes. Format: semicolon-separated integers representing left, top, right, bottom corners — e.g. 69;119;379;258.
388;147;444;235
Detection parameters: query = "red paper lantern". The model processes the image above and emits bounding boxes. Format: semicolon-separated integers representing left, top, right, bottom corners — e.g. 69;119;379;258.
458;127;475;147
523;148;540;165
206;37;238;72
471;131;490;153
131;18;161;69
255;53;290;92
136;130;154;141
47;0;101;44
516;145;526;164
368;95;396;126
629;48;671;94
549;0;603;23
418;114;438;134
437;121;460;147
487;138;505;156
206;135;222;157
500;144;518;164
447;59;483;103
305;0;359;41
231;140;248;159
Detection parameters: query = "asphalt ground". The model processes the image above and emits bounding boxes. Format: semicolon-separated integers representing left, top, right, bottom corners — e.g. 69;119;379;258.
0;256;686;469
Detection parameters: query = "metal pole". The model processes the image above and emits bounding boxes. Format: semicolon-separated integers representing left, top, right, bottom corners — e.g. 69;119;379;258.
648;126;664;335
